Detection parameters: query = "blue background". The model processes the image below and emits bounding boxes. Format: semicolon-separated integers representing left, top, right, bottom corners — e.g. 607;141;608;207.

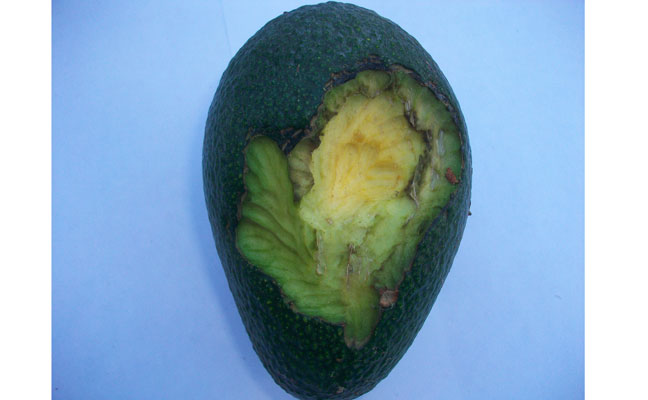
53;1;583;399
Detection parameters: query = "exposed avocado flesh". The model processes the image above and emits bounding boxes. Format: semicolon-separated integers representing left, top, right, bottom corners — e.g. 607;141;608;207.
236;69;462;348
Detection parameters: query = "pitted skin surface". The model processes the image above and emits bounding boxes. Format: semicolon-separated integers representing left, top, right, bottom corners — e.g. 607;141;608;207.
203;3;472;399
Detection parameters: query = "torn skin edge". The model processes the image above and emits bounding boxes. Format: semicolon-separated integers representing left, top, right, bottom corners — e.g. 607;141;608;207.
235;60;467;350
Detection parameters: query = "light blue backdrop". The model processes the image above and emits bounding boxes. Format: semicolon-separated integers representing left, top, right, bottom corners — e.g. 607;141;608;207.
53;1;584;398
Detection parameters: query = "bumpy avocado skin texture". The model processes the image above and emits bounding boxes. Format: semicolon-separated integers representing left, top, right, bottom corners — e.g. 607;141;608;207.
203;2;472;399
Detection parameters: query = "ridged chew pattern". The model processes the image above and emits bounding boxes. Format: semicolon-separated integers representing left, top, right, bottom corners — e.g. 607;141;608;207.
203;2;471;399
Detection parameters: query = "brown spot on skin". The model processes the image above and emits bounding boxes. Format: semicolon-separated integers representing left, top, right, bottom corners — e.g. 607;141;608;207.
445;167;459;184
379;289;399;308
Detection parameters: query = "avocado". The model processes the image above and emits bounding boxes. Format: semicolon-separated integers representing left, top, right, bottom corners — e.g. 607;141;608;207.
203;2;471;399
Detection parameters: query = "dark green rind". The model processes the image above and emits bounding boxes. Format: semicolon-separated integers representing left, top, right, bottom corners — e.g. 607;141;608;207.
202;2;472;399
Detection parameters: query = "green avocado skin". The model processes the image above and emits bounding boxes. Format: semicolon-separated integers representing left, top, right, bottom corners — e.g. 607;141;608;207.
203;2;472;399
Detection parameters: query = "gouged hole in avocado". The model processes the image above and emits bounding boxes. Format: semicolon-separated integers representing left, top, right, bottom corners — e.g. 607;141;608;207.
236;69;462;348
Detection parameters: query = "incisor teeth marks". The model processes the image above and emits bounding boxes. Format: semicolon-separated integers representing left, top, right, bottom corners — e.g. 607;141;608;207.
236;68;463;347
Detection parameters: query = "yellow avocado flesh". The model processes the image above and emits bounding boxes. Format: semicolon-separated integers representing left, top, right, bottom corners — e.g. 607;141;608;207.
236;70;462;348
299;91;424;274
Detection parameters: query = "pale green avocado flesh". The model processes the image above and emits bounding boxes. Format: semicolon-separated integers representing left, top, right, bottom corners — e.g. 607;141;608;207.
236;69;462;348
